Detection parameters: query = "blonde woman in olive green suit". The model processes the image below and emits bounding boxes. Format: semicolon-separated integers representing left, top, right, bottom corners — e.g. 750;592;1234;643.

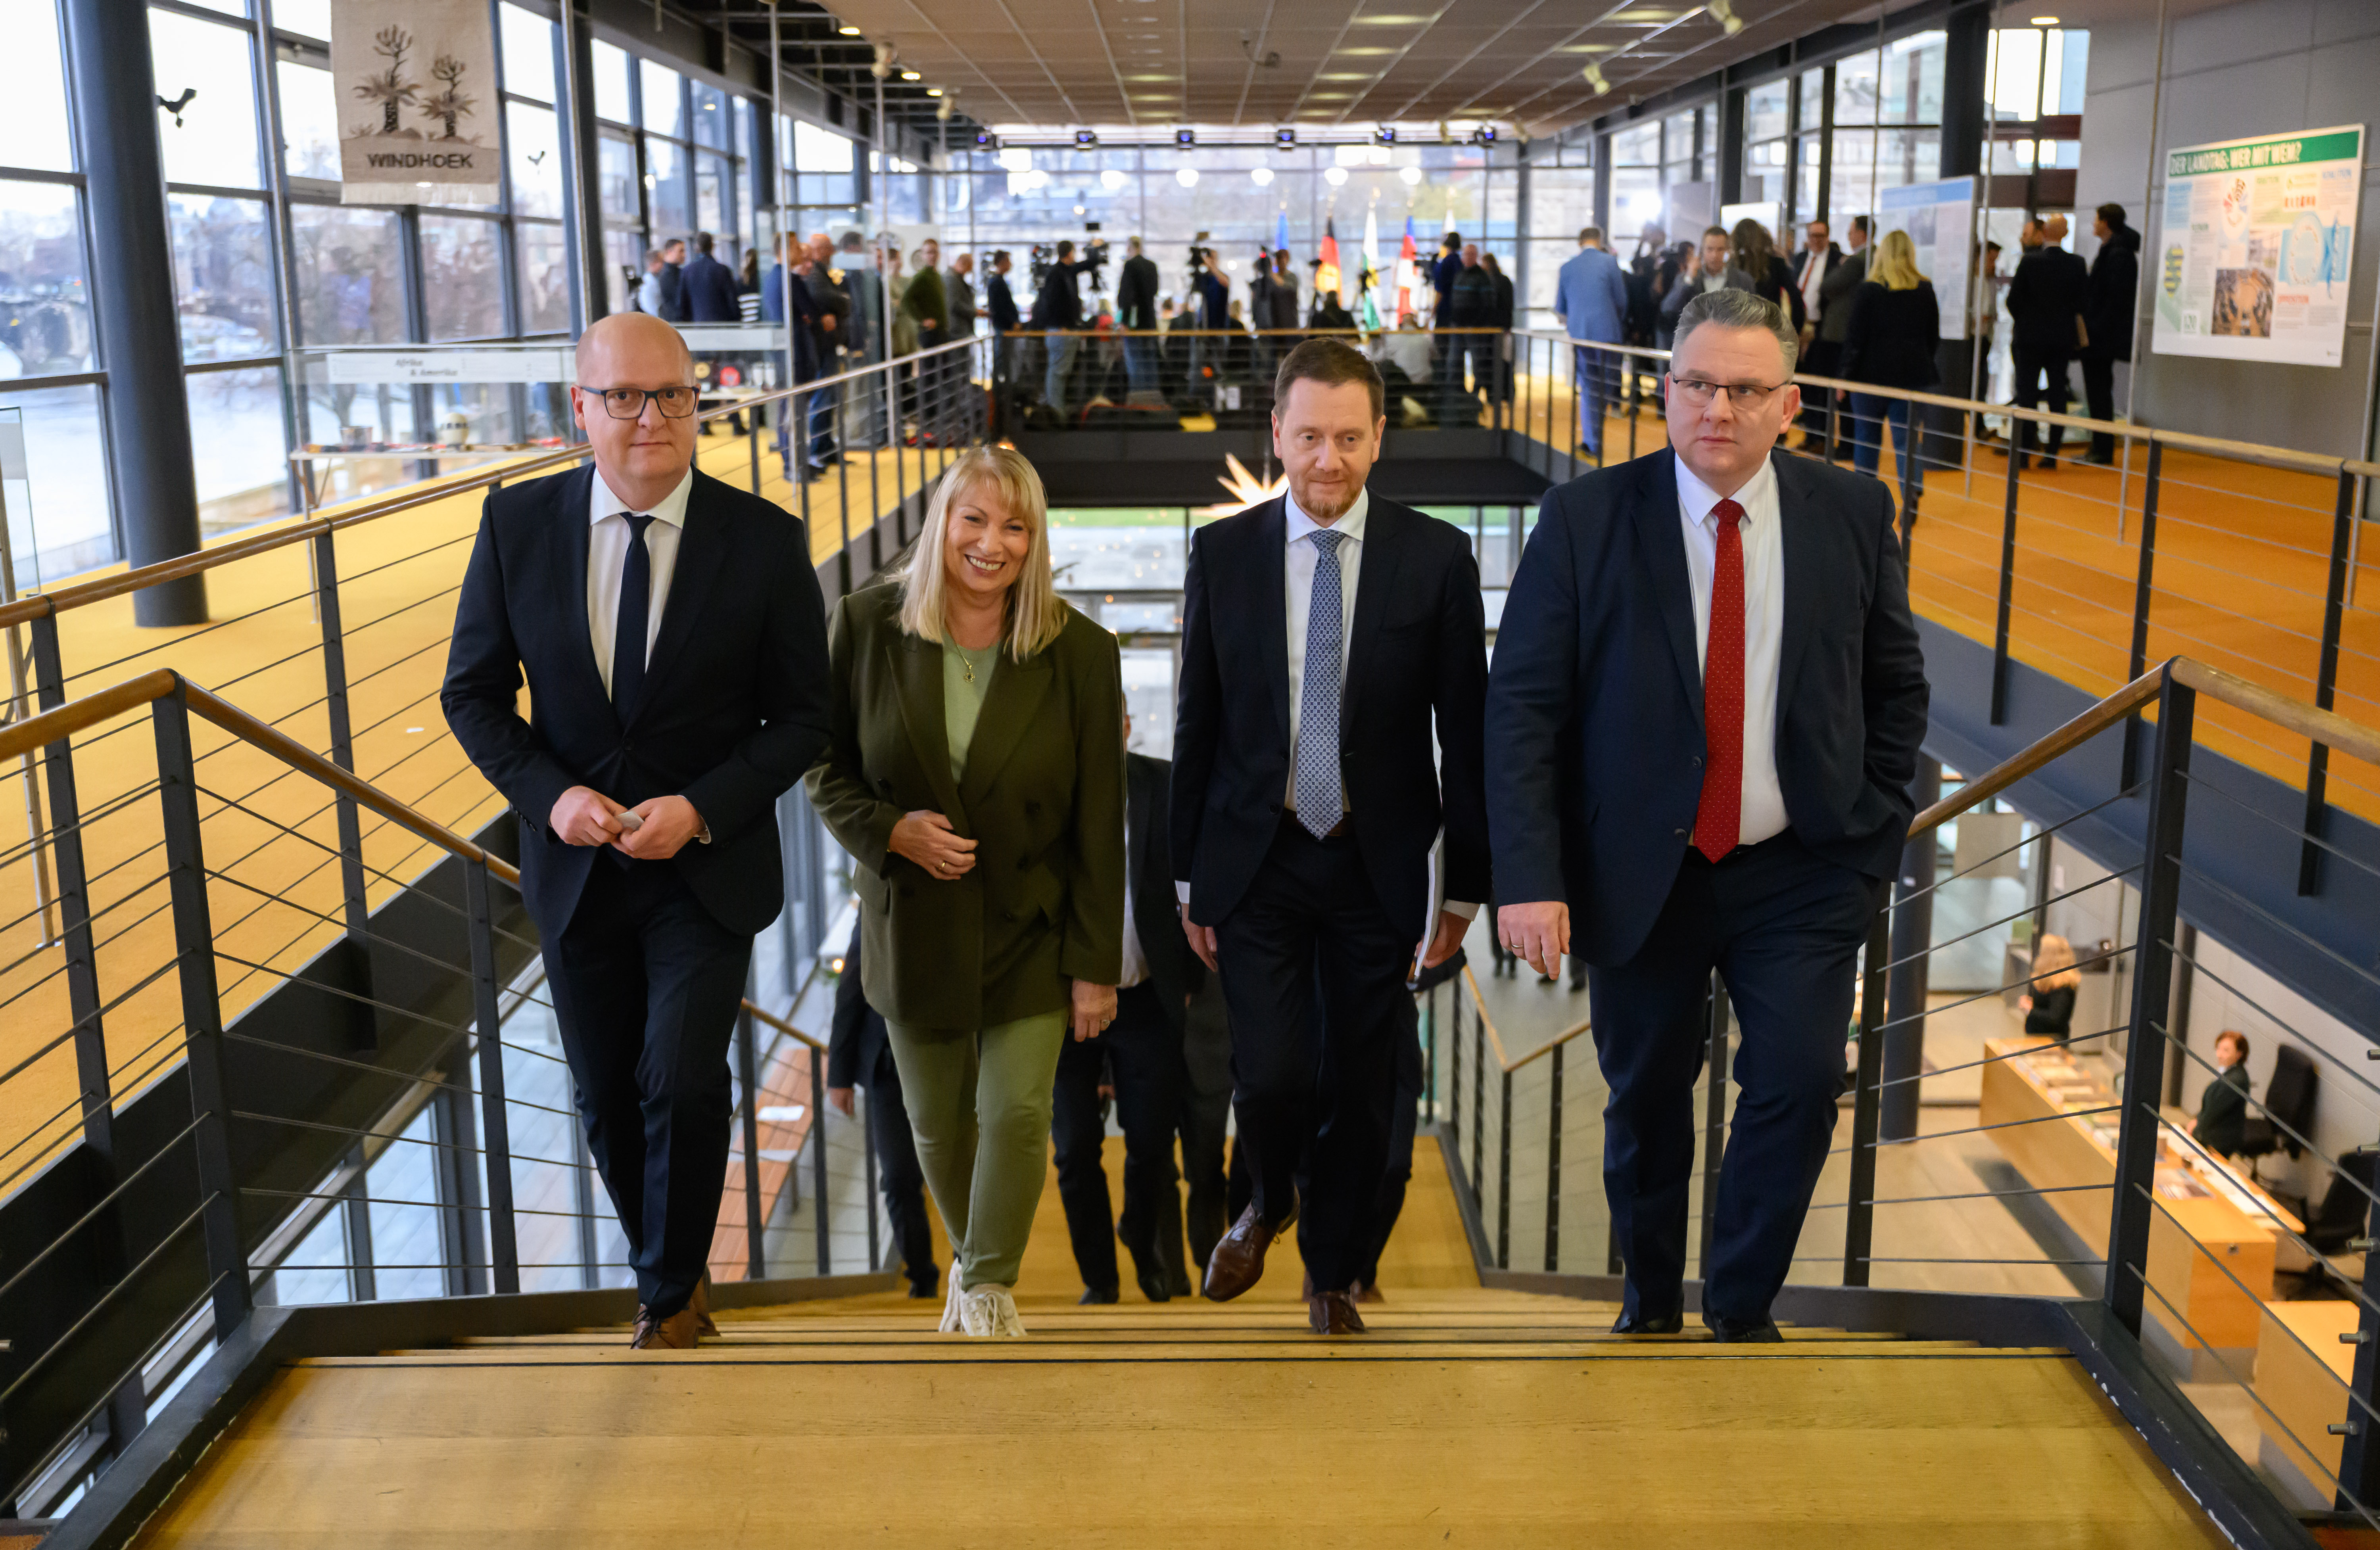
807;445;1125;1338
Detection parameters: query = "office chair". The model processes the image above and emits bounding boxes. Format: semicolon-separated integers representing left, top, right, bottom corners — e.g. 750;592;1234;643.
2238;1044;2317;1167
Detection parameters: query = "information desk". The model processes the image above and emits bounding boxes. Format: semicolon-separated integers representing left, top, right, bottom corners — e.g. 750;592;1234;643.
1980;1038;2302;1358
2254;1299;2357;1510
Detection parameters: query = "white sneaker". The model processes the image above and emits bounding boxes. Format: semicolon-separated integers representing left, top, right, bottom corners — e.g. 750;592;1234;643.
958;1287;999;1337
987;1286;1026;1338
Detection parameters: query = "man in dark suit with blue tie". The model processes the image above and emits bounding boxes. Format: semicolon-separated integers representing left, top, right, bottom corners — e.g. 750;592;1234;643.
441;312;832;1350
1488;288;1928;1342
1173;338;1489;1335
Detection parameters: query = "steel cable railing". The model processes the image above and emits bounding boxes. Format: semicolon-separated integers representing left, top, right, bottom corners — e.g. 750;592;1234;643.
0;669;887;1517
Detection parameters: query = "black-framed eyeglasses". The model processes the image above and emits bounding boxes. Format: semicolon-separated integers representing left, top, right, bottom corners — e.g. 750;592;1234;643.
1668;376;1786;407
582;385;699;420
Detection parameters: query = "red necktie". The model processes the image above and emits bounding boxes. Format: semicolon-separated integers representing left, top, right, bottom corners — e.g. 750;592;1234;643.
1693;499;1745;863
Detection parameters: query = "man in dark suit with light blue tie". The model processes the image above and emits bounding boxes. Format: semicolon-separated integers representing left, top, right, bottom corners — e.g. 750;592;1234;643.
1488;289;1928;1342
442;312;832;1350
1173;338;1490;1336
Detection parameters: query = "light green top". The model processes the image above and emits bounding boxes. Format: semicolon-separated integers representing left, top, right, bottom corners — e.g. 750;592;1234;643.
942;638;1000;784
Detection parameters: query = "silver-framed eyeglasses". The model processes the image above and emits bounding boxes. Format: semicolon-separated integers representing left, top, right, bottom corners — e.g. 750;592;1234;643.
582;385;699;420
1668;377;1787;407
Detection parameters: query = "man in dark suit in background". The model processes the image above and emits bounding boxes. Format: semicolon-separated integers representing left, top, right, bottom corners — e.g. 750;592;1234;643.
1115;236;1163;403
2081;203;2139;466
1178;974;1235;1276
442;312;832;1350
826;927;937;1299
1488;288;1927;1342
655;238;690;323
1173;338;1489;1336
2004;217;2088;470
1052;701;1203;1304
682;231;740;323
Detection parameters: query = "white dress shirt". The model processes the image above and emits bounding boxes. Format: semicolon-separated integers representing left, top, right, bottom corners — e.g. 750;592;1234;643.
1798;248;1828;321
587;467;694;694
1675;455;1789;849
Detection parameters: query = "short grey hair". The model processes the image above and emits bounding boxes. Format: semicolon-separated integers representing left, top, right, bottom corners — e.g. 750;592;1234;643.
1672;288;1799;376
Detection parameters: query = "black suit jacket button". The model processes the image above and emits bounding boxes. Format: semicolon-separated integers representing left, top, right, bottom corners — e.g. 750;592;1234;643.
1691;755;1703;768
1674;828;1688;839
1269;801;1282;813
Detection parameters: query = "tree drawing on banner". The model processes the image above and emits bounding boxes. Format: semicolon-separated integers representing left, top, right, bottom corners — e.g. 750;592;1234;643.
420;55;476;141
355;26;416;136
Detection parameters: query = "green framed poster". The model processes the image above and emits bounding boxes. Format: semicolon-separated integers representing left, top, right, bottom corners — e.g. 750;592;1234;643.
2153;124;2363;367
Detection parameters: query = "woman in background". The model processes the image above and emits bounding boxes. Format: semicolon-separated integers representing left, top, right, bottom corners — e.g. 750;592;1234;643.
2192;1031;2253;1157
1731;218;1806;334
2017;931;2079;1041
807;446;1124;1339
1839;228;1941;531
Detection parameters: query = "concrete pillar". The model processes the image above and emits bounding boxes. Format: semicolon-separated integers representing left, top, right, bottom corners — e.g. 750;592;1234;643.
62;0;206;624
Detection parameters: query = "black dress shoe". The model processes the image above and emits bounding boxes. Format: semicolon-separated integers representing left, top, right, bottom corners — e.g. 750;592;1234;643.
1610;1310;1684;1335
1136;1268;1173;1304
907;1280;939;1299
1706;1314;1783;1343
1079;1285;1121;1305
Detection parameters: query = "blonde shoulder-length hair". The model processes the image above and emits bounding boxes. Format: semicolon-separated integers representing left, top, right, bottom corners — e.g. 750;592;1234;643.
1868;228;1926;292
2032;932;2082;992
896;445;1068;660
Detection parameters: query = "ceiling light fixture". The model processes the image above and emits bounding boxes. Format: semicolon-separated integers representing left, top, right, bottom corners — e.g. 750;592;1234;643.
1324;165;1348;186
1076;129;1099;146
1251;165;1274;186
925;87;943;97
1706;0;1743;36
1582;62;1610;95
1397;165;1422;186
1374;125;1397;145
1176;166;1199;187
2030;15;2060;23
1176;127;1196;146
836;23;861;36
1274;127;1296;148
900;69;921;81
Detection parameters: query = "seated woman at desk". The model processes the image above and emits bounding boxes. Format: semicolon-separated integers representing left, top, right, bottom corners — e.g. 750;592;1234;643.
2190;1030;2253;1158
2018;933;2080;1041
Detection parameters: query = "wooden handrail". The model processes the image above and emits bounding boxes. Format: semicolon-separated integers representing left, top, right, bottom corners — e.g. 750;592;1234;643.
0;335;989;633
1460;965;1513;1072
743;999;826;1053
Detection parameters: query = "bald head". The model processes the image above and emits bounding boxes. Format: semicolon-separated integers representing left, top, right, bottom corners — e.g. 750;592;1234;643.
576;311;694;386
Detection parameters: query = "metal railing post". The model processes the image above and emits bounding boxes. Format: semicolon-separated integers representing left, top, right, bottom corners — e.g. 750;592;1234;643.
1990;436;2022;725
151;688;253;1334
462;857;520;1293
811;1045;830;1276
309;529;370;946
2299;467;2357;895
737;1001;766;1280
2106;669;2196;1337
2120;441;2163;789
1545;1041;1563;1273
1448;987;1463;1155
29;614;111;1158
1697;974;1729;1276
1842;907;1891;1287
1424;983;1438;1118
2339;1145;2380;1510
1472;1005;1486;1190
1497;1067;1512;1270
747;410;761;495
863;1082;881;1274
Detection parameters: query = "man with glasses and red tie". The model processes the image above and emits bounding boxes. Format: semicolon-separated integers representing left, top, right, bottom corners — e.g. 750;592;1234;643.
1485;288;1928;1342
443;312;831;1350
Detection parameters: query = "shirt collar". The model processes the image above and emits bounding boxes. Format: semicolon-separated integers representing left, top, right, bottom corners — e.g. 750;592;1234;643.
1284;484;1370;547
591;466;695;531
1674;452;1776;531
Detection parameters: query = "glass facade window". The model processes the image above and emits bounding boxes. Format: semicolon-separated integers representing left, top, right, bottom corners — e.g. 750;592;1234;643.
515;223;571;333
278;59;341;182
507;102;564;219
691;81;730;150
186;366;289;529
151;9;262;190
291;205;404;345
0;180;92;378
420;213;506;340
646;137;691;238
0;386;110;584
592;38;631;124
0;0;75;174
273;0;327;42
168;195;278;361
498;2;554;104
639;58;685;138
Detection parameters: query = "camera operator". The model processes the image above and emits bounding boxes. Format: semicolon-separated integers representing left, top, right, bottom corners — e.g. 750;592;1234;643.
1036;238;1100;416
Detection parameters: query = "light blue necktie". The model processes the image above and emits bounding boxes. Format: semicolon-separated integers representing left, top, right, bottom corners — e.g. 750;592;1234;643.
1295;529;1347;839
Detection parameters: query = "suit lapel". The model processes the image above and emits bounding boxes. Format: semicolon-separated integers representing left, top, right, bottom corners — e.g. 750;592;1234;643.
1342;498;1405;722
890;633;968;825
634;474;727;720
1635;449;1705;719
957;645;1055;813
1254;498;1292;755
1772;451;1822;714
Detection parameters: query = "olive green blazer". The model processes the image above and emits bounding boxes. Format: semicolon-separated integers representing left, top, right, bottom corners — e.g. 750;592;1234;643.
806;582;1125;1031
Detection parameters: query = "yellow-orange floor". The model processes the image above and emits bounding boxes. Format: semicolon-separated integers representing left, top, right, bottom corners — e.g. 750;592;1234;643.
128;1124;2225;1548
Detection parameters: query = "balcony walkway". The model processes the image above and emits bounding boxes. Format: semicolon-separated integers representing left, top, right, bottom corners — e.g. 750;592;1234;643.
125;1127;2224;1548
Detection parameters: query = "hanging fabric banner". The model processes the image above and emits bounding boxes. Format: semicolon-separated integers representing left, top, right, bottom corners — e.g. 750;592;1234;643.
332;0;501;205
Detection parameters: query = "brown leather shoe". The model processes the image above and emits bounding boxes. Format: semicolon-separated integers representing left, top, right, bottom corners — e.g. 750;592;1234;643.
1203;1202;1294;1302
691;1272;719;1339
1353;1281;1385;1305
1308;1290;1367;1335
629;1306;702;1350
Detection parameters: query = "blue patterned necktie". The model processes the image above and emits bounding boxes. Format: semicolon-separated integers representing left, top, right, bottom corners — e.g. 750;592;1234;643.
1294;528;1347;839
611;513;654;721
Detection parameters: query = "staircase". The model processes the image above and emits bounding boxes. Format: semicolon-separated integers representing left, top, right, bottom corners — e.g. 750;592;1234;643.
121;1142;2226;1548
